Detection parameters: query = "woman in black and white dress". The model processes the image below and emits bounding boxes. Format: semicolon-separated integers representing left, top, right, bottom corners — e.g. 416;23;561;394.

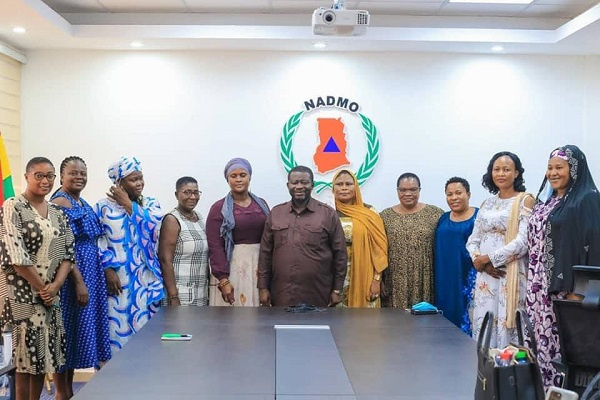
159;176;209;306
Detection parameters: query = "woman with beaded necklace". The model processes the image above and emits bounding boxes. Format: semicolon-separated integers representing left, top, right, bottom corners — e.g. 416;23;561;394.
159;176;209;306
50;156;111;399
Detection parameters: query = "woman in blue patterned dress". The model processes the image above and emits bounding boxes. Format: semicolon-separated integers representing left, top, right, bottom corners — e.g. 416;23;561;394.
95;157;164;353
50;156;111;400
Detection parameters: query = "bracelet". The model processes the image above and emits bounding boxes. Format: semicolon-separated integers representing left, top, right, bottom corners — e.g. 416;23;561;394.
217;279;230;288
168;295;179;300
373;273;381;281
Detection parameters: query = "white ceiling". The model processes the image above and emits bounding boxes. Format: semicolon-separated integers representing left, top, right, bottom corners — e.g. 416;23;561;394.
1;0;600;60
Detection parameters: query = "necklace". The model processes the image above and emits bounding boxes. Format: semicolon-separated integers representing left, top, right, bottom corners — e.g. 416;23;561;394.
177;208;196;221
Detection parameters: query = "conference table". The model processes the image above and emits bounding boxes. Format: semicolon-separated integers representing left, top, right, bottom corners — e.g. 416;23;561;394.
73;307;477;399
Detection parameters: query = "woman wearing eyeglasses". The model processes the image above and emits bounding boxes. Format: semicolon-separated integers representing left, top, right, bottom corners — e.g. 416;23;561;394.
50;156;111;400
380;173;443;309
0;157;74;400
159;177;209;306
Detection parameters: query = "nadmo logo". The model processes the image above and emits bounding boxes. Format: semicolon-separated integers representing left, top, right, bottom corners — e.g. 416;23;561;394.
279;96;380;193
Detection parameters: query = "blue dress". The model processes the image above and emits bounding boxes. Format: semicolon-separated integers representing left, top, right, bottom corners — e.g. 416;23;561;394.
51;191;112;368
95;196;163;353
434;209;478;335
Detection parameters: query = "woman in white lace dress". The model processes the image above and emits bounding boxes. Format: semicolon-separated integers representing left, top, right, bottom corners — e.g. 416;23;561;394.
466;152;534;348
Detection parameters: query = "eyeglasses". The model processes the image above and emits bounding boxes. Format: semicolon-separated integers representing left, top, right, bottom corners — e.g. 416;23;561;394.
397;187;420;194
28;172;56;181
180;190;202;197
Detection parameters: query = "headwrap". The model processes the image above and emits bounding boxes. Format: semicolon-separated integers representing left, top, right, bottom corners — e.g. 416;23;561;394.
223;158;252;179
332;170;388;307
220;158;269;267
108;156;142;184
535;145;600;293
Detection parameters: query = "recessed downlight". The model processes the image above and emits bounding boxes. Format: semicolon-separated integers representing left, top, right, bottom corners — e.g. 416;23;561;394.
130;41;144;48
12;26;26;34
313;42;327;49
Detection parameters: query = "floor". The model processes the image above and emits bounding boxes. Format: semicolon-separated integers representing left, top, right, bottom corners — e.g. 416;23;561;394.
40;382;85;400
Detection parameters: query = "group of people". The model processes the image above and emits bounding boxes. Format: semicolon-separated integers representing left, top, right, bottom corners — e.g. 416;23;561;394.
0;144;598;400
436;147;600;389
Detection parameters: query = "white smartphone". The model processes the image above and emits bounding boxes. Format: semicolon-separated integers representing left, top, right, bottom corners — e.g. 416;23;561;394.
545;386;579;400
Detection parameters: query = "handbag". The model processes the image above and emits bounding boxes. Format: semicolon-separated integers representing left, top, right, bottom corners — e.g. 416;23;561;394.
474;310;545;400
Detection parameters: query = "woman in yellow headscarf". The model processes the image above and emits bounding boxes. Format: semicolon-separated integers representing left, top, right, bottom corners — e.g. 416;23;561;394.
332;170;388;307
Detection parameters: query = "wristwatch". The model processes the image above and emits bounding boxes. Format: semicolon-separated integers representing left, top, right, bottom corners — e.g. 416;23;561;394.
373;273;381;281
333;289;342;295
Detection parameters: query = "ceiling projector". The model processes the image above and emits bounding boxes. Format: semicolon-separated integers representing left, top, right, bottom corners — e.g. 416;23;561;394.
312;7;370;36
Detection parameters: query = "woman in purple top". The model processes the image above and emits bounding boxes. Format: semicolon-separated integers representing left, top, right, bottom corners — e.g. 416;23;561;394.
206;158;269;306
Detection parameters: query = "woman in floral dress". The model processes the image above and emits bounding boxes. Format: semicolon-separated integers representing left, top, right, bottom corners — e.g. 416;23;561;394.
466;152;534;348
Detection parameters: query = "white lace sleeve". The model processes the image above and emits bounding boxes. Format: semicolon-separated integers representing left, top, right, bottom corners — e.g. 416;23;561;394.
489;197;532;267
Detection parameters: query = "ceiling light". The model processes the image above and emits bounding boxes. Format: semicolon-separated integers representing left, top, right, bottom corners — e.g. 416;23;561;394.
313;42;327;49
130;41;144;48
12;26;26;34
449;0;533;4
491;45;505;52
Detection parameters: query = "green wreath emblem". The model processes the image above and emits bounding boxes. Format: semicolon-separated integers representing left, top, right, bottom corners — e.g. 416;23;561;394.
279;111;380;193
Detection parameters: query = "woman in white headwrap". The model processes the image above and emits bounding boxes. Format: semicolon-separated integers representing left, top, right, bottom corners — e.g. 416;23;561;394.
95;156;164;353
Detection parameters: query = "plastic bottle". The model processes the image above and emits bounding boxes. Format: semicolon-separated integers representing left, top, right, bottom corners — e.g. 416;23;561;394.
498;350;513;366
514;350;529;365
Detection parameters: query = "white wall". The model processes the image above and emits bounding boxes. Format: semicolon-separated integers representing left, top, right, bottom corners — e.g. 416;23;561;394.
21;50;599;217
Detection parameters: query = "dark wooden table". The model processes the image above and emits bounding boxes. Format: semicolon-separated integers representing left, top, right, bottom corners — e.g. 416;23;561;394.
73;307;476;399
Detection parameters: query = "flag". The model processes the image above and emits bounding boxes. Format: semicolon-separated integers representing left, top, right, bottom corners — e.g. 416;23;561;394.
0;132;15;205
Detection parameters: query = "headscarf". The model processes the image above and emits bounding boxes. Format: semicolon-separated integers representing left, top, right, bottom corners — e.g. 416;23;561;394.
535;145;600;293
224;158;252;179
108;156;142;184
220;158;269;266
332;170;388;307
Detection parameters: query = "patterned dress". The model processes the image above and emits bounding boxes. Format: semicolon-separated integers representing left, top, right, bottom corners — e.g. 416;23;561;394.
161;209;209;306
50;191;111;369
466;195;531;349
337;206;380;308
526;196;563;388
95;196;163;353
380;205;444;309
0;196;74;374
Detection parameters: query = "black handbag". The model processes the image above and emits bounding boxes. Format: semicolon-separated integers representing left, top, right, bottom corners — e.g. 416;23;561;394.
474;310;545;400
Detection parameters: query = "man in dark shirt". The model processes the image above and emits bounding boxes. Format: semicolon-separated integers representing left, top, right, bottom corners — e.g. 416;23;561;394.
258;165;347;307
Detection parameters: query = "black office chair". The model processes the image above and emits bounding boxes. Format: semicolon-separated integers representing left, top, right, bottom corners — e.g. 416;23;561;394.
0;364;15;400
552;266;600;398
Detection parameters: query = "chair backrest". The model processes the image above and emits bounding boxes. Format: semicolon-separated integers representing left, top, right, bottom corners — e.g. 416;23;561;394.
553;299;600;395
573;265;600;310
